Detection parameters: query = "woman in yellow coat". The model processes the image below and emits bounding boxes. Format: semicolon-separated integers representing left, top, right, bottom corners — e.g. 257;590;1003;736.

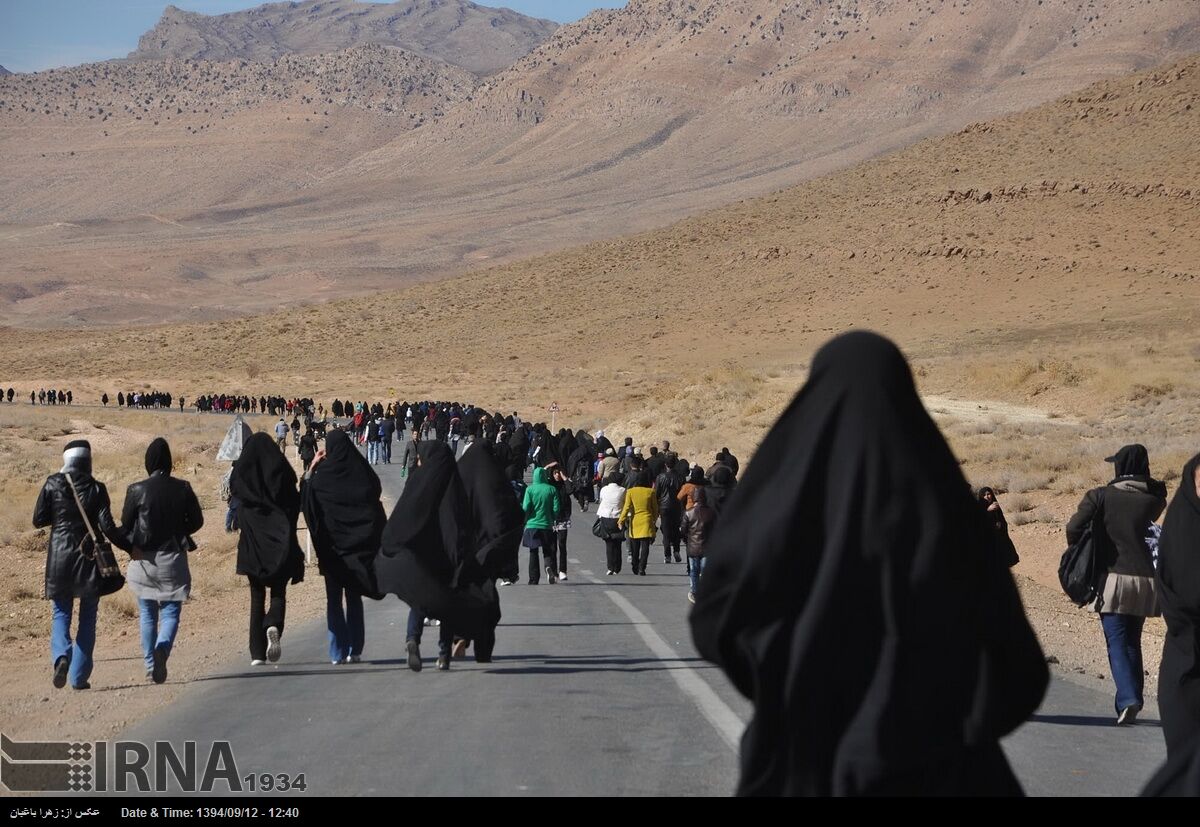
619;470;660;576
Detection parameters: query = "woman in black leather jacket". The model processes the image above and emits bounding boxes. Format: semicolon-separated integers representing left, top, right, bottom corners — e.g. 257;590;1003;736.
33;440;130;690
118;438;204;684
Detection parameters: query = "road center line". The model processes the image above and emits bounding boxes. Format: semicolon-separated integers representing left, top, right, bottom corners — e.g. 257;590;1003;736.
602;590;745;752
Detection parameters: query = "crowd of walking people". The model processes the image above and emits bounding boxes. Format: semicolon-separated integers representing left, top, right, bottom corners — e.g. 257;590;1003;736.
27;330;1200;795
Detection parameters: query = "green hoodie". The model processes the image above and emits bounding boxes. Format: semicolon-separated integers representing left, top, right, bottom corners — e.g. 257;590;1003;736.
522;467;560;530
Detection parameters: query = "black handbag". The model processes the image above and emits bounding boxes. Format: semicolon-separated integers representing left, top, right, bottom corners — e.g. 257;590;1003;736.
591;517;607;540
66;474;126;596
1059;490;1106;608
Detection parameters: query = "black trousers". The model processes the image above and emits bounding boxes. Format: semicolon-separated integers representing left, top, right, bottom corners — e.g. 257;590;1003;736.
605;538;624;573
661;512;682;560
630;538;652;574
527;530;557;583
556;529;569;574
248;578;287;661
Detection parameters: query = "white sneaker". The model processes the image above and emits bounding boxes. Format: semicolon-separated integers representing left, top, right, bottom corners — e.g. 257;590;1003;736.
332;658;344;665
348;655;361;664
558;572;568;582
250;659;266;666
266;627;282;663
430;619;441;627
606;570;614;576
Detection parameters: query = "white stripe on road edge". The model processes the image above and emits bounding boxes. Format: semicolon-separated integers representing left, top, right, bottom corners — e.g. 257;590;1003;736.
603;590;746;752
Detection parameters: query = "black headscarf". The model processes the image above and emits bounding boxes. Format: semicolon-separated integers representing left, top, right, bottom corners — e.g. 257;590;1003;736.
689;331;1047;796
1156;453;1200;758
458;440;523;583
1106;444;1151;480
301;430;385;599
231;433;303;584
376;441;498;638
705;465;736;515
145;438;172;476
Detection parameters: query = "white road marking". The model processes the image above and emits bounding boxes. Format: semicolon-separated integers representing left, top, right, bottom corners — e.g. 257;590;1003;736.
603;590;746;752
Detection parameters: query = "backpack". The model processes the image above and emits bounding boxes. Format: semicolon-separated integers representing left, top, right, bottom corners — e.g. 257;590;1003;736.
1058;489;1107;608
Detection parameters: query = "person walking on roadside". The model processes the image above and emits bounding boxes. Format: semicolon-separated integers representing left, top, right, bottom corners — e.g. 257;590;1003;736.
34;440;132;690
655;456;684;564
366;416;382;466
549;464;576;582
596;472;627;575
299;427;318;473
522;467;560;584
455;419;523;659
1155;453;1200;756
619;470;659;576
118;438;203;684
691;332;1048;796
380;415;396;465
680;487;716;604
678;465;706;511
274;418;289;454
402;429;421;479
1066;444;1167;726
231;433;305;666
377;441;498;672
302;430;385;665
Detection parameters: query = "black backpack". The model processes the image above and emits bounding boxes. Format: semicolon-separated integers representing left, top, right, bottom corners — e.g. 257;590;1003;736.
1059;489;1107;607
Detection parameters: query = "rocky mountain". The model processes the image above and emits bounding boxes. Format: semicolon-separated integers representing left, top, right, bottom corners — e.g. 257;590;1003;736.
0;44;476;124
129;0;558;75
2;0;1200;326
0;66;11;77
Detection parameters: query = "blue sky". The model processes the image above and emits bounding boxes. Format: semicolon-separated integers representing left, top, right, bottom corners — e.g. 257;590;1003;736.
0;1;621;73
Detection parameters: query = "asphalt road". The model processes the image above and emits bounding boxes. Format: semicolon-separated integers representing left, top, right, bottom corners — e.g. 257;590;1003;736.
119;434;1167;796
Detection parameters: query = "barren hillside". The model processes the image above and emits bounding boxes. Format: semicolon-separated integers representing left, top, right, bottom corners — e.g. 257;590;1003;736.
130;0;558;75
3;54;1196;415
1;0;1198;326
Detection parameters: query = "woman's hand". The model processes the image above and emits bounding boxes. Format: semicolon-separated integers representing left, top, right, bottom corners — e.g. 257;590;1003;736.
309;449;327;471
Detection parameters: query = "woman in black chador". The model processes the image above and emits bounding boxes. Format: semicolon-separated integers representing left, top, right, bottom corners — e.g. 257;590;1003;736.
231;432;304;666
376;441;499;671
690;331;1048;796
302;429;386;665
1156;453;1200;758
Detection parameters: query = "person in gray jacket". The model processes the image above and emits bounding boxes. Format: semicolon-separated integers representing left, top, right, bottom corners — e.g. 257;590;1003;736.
119;438;204;684
1066;444;1167;725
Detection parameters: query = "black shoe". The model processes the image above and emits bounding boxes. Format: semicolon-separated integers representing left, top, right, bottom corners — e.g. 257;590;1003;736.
406;640;422;672
71;682;90;690
436;656;450;671
674;553;682;563
53;655;70;689
151;646;168;684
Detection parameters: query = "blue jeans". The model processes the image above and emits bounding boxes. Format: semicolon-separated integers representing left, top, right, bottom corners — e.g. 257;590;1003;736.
687;556;706;594
367;441;380;464
51;596;98;688
325;579;364;663
138;600;182;672
1100;613;1145;713
406;608;452;657
382;439;392;464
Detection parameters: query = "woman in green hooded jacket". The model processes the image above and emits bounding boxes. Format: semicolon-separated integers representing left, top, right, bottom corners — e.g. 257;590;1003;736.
521;467;560;585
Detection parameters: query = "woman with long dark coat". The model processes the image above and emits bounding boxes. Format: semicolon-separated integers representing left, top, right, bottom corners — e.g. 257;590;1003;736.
376;441;498;671
231;432;304;665
302;429;385;665
1157;454;1200;758
690;331;1048;796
